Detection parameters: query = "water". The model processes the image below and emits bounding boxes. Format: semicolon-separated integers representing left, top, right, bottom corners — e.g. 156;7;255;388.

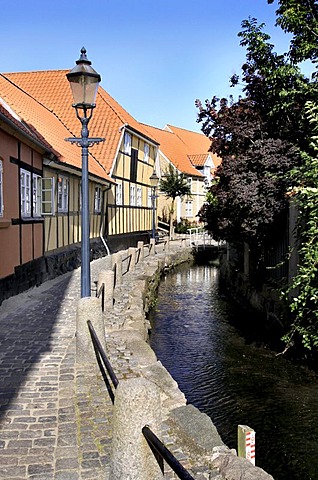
149;264;318;480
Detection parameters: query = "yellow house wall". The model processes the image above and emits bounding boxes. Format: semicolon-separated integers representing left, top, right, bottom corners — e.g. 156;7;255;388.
43;166;105;253
108;131;156;236
157;152;206;225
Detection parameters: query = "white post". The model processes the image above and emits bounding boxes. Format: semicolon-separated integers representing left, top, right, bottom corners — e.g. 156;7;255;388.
137;241;144;261
112;252;122;286
128;247;137;272
238;425;255;465
150;238;156;256
76;297;106;364
98;269;114;310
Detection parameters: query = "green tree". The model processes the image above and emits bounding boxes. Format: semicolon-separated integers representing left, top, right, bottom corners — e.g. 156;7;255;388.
159;164;191;239
196;18;309;247
268;0;318;65
283;101;318;352
196;13;318;356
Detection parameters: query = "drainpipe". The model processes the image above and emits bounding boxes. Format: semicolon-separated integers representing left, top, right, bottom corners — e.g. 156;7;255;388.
100;184;111;256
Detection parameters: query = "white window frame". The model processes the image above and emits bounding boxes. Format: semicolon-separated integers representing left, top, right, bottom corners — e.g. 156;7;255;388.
124;132;132;155
137;186;142;207
185;200;193;217
57;175;69;213
41;178;55;215
0;160;3;217
20;169;31;217
130;184;136;206
144;143;149;163
94;186;102;212
33;174;42;217
116;182;122;205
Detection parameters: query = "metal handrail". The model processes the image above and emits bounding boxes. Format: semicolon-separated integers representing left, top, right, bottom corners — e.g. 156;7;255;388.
87;320;119;403
142;426;195;480
96;282;105;312
122;253;132;276
87;321;195;478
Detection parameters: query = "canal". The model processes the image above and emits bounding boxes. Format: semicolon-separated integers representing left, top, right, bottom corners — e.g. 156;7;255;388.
149;263;318;480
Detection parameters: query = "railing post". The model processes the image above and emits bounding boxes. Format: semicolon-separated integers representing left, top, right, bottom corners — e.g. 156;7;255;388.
181;238;187;248
150;238;156;256
98;269;114;310
137;241;144;261
164;238;170;252
238;425;255;465
128;247;137;272
112;252;123;286
76;297;106;364
110;377;163;479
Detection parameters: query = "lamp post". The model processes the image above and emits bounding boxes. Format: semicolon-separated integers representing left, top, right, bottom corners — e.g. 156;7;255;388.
149;172;159;240
66;47;104;298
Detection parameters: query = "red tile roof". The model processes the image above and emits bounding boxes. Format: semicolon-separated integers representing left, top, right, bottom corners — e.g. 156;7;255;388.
188;154;210;167
165;124;221;170
0;100;52;151
142;123;203;177
0;70;158;181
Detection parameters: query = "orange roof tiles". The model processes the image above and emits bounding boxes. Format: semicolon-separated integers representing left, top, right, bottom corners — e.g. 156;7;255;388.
1;70;158;181
142;123;202;177
188;154;210;167
165;124;221;170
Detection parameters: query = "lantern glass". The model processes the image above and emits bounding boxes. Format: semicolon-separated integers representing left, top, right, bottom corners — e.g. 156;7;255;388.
67;48;101;108
150;172;159;188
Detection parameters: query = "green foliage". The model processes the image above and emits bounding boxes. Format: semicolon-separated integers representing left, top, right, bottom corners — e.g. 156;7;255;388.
174;218;198;234
268;0;318;65
159;164;191;200
283;101;318;350
196;8;318;355
159;164;192;239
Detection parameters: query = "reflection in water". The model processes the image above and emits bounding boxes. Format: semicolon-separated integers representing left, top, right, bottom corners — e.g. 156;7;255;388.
149;264;318;480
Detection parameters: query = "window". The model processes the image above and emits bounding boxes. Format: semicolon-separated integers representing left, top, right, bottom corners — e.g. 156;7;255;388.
130;184;136;206
41;178;55;215
33;174;42;217
0;160;3;217
124;132;132;155
57;175;68;212
147;187;152;208
116;182;122;205
144;143;149;163
185;200;193;217
94;186;102;212
187;177;192;193
137;187;142;207
20;169;31;217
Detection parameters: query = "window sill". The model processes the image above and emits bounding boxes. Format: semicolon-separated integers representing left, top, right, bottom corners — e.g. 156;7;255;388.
0;218;10;229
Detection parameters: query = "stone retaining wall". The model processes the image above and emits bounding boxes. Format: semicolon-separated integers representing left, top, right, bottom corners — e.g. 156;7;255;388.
96;244;274;479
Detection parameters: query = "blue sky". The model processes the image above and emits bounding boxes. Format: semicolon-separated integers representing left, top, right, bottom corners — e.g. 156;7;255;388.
0;0;308;133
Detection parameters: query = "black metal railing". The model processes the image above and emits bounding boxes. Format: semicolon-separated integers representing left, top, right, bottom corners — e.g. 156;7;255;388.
121;252;132;276
142;426;195;480
87;320;195;479
96;282;105;311
87;320;119;403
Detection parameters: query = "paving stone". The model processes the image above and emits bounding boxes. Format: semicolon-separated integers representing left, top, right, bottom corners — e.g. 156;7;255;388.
0;247;214;480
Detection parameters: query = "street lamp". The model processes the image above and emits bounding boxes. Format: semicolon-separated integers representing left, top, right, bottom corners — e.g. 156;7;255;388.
149;171;159;241
66;47;104;298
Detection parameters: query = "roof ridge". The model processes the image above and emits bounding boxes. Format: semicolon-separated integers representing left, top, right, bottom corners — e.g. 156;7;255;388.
98;88;136;127
166;123;203;134
141;123;174;134
4;69;69;75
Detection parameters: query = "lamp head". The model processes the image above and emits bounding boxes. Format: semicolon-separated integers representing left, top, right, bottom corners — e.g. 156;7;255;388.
66;47;101;109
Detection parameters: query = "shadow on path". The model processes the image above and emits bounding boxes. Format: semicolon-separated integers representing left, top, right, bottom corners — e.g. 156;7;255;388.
0;273;74;419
